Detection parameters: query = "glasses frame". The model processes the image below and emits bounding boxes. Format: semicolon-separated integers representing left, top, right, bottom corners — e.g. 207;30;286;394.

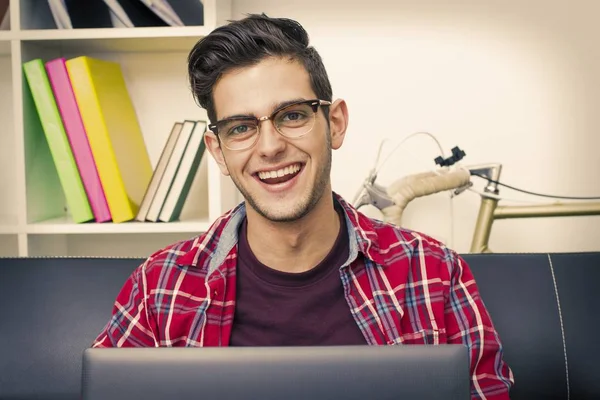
208;99;332;151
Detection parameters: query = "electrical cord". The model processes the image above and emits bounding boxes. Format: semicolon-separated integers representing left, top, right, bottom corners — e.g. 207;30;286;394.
471;174;600;200
361;131;455;248
467;187;553;204
352;131;447;205
374;131;446;176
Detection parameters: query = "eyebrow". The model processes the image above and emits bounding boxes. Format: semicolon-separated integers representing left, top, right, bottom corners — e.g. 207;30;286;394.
219;98;308;121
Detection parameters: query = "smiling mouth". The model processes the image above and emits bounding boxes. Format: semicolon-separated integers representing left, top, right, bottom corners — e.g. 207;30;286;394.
256;163;303;185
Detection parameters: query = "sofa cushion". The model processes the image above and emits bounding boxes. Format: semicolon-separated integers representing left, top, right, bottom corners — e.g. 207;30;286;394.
464;253;568;400
1;252;597;400
0;257;141;400
550;252;600;399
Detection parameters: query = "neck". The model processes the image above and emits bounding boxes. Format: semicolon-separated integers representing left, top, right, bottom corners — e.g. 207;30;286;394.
245;191;341;273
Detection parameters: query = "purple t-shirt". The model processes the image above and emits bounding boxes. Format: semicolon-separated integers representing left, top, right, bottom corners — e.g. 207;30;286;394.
229;207;367;346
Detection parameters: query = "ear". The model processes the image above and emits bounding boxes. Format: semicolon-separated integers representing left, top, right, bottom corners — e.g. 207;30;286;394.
328;99;349;150
204;130;230;176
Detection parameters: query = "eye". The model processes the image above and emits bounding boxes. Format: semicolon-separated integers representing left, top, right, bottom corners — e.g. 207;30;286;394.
281;111;306;121
227;123;254;136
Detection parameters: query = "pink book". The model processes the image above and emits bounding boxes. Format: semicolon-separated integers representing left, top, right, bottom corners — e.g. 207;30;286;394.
45;57;112;223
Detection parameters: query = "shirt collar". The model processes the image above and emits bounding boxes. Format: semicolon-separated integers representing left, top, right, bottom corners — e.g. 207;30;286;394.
175;192;387;274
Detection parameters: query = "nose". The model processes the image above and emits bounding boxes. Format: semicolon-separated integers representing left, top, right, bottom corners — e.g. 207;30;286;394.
255;118;286;158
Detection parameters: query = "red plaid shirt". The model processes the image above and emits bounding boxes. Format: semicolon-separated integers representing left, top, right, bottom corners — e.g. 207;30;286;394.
93;193;514;399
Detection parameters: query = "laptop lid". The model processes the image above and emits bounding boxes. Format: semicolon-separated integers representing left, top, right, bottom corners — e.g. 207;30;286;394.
82;345;470;400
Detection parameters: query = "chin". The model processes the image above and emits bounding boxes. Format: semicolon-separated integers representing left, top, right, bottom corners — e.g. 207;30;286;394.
253;196;313;223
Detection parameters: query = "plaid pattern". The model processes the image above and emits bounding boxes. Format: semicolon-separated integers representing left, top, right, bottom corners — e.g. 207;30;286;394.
93;193;514;399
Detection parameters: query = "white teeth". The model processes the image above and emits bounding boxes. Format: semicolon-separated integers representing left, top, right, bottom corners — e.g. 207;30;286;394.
258;163;301;181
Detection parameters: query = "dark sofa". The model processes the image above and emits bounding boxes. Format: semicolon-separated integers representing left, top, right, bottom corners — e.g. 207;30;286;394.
1;252;598;399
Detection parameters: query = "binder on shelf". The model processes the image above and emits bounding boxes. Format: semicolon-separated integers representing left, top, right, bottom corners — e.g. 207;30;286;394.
135;121;183;222
162;0;204;26
47;0;73;29
33;1;62;29
0;0;9;30
138;0;183;26
145;120;196;222
139;0;204;26
23;77;67;223
105;0;168;27
158;121;207;222
102;0;134;28
62;0;113;28
45;0;179;29
45;57;112;223
22;59;94;224
66;56;153;223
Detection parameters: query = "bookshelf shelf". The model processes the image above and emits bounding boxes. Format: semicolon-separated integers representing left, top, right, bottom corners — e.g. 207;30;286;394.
26;217;211;235
0;0;237;257
19;25;215;40
18;26;211;53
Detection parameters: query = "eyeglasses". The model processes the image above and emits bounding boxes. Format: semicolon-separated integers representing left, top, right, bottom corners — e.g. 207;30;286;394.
208;99;332;151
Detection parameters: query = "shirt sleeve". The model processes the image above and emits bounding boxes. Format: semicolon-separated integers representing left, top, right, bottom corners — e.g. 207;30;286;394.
444;253;515;399
91;264;157;348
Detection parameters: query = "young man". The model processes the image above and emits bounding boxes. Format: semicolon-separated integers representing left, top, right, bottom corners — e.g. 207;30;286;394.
92;13;514;399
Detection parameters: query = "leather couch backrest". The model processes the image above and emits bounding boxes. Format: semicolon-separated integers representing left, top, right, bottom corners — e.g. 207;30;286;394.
0;257;142;400
541;253;600;399
464;252;600;400
1;253;598;400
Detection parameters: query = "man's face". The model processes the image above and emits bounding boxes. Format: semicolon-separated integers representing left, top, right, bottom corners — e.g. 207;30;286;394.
206;57;345;222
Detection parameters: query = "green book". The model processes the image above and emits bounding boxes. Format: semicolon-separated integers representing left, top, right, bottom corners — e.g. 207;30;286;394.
23;59;94;223
158;121;207;222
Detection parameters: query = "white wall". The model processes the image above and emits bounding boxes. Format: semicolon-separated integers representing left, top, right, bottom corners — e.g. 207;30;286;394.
231;0;600;254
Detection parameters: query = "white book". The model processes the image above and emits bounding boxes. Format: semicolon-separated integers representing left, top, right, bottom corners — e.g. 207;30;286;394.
47;0;73;29
158;121;207;222
145;120;197;222
103;0;134;27
138;0;184;26
135;122;183;222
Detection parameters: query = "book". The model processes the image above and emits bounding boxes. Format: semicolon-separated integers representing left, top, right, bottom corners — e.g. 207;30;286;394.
63;0;113;28
104;0;168;27
22;59;94;224
47;0;73;29
66;56;153;223
135;121;183;222
145;120;196;222
163;0;203;26
158;121;207;222
138;0;184;26
45;57;112;223
23;79;66;223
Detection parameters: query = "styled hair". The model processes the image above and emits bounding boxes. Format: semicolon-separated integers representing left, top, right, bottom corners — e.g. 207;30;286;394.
187;13;332;124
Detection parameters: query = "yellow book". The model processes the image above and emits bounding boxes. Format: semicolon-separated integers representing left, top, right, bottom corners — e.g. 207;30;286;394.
66;56;152;223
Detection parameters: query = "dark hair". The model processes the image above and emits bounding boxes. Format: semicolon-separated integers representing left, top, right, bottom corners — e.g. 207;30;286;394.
187;13;332;124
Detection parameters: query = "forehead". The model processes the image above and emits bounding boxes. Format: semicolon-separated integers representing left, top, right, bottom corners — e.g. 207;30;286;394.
213;57;315;119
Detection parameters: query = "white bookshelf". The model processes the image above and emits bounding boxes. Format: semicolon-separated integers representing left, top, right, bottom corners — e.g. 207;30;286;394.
0;0;240;257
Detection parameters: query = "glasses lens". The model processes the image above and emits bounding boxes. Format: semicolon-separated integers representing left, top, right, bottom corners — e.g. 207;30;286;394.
274;102;316;137
218;119;259;150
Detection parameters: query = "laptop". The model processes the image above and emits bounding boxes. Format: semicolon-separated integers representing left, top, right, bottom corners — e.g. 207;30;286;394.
81;345;470;400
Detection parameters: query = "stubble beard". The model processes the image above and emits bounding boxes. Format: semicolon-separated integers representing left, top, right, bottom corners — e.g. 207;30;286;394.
230;133;332;223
